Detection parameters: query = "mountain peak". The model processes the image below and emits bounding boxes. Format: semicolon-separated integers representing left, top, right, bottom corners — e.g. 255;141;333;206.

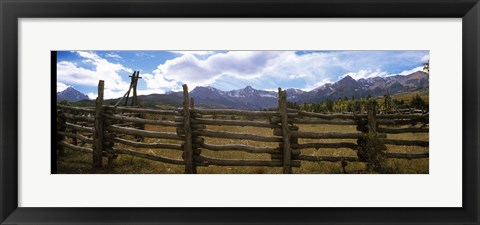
340;75;355;81
336;75;359;87
57;86;89;102
191;86;221;94
244;85;254;90
58;86;76;94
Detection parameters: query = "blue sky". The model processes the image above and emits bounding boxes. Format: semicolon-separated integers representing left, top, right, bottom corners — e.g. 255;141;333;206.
57;50;429;99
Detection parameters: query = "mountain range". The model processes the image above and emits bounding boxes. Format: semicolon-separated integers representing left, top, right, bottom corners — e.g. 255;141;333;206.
297;71;428;103
182;71;428;109
66;71;429;109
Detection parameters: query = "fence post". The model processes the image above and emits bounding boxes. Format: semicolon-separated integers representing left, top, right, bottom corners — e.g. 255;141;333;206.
93;80;104;168
278;88;292;174
131;71;139;106
363;99;387;171
367;100;377;132
103;107;116;167
182;84;195;174
189;97;199;173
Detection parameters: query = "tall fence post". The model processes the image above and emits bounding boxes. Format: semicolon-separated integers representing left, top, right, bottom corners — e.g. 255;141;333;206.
363;99;387;171
93;80;104;168
367;100;377;132
190;97;200;173
103;106;117;167
183;84;195;174
131;71;139;106
278;88;292;174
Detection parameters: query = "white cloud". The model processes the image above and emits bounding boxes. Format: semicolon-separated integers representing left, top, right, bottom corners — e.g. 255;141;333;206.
421;54;430;63
135;52;155;58
141;73;179;91
57;82;70;92
137;88;166;95
302;79;332;91
341;65;424;81
86;92;97;99
57;61;98;86
341;65;425;82
88;89;137;101
149;51;342;91
289;74;306;79
156;54;214;86
145;51;273;89
105;53;122;59
104;89;130;100
61;50;429;98
57;51;132;99
397;66;424;75
342;69;389;80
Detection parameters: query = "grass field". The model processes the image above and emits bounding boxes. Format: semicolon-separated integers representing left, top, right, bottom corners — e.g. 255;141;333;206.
57;120;429;174
390;88;429;103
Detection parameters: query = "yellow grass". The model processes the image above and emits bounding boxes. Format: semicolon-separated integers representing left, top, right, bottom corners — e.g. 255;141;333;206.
389;89;429;103
57;119;429;174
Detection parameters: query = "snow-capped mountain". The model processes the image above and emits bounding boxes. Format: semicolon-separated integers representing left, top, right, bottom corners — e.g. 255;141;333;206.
285;88;306;101
190;86;279;109
298;71;428;103
166;71;429;110
57;87;90;102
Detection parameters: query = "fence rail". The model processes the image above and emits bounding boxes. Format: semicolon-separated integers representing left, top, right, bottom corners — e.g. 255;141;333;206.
56;80;429;173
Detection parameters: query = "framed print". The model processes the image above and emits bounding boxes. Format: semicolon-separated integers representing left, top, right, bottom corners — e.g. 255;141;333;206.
53;49;431;175
1;0;479;224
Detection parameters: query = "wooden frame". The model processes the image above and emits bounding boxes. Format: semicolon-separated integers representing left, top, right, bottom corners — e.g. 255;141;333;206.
1;0;479;224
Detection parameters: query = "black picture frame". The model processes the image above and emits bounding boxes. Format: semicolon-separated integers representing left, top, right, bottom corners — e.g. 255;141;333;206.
1;0;479;224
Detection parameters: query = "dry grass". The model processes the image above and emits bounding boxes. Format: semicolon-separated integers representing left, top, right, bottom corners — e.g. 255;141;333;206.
57;118;429;174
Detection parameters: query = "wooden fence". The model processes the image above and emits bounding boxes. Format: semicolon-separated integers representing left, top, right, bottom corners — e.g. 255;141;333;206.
56;80;429;173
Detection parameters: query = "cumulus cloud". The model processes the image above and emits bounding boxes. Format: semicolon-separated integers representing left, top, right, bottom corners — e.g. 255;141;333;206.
147;51;343;90
149;50;432;91
105;53;122;59
57;51;132;99
57;61;98;86
141;73;180;91
60;50;429;98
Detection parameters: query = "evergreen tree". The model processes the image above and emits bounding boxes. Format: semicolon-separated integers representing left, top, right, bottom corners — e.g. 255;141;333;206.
326;99;333;112
410;94;427;109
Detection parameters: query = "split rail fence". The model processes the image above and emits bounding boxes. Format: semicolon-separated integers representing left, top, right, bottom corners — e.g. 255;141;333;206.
56;80;429;173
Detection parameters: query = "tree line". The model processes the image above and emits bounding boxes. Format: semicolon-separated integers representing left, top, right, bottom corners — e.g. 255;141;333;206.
284;94;428;113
